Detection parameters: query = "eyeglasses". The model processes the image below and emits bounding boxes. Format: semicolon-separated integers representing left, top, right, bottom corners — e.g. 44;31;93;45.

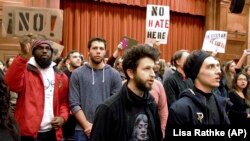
237;78;248;81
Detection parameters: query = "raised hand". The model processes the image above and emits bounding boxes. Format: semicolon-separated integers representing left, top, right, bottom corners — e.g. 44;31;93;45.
244;49;250;55
19;35;32;59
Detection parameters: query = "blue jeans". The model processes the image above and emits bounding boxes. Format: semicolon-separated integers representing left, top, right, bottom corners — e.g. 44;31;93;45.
74;130;89;141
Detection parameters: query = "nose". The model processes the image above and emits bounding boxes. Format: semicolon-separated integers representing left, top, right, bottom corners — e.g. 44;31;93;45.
76;56;81;60
216;66;221;75
96;48;102;53
150;68;156;78
42;48;48;52
41;48;48;54
141;128;146;132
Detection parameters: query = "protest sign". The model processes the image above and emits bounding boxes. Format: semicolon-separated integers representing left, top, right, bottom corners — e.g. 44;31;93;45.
50;41;64;59
202;30;227;53
145;4;170;45
120;36;138;49
2;5;63;41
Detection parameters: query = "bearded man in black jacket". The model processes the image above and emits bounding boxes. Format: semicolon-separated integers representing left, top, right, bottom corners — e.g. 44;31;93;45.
90;44;162;141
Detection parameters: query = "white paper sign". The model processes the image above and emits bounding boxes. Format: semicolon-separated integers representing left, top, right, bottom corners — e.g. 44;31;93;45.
2;5;63;41
145;5;170;45
202;30;227;53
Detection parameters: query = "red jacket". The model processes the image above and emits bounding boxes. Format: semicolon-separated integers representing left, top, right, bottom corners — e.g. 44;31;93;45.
5;55;69;141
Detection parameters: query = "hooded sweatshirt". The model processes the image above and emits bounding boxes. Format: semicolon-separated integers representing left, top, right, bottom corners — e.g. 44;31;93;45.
69;63;122;130
167;87;232;125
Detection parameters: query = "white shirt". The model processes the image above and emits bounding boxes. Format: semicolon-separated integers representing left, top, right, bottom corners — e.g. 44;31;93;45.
28;57;55;132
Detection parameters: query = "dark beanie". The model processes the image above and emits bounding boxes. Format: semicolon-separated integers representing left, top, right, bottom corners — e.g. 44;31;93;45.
31;39;53;55
183;50;210;81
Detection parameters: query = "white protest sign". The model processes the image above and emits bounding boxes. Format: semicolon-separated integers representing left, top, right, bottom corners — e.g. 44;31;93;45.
202;30;227;53
145;5;170;45
2;5;63;41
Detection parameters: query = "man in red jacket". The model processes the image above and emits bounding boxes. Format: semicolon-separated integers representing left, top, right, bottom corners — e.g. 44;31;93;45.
5;39;69;141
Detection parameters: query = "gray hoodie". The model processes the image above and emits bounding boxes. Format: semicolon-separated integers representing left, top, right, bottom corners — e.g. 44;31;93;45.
69;63;122;130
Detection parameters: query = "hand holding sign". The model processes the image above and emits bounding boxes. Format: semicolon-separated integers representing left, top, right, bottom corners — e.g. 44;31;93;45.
120;36;138;50
244;49;250;55
121;38;129;49
19;35;32;59
2;5;63;41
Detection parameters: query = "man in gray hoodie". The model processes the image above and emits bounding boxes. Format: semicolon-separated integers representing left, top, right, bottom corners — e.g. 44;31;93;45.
69;37;122;141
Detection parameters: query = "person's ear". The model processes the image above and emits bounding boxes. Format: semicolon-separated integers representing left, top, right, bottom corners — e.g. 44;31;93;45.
127;69;134;79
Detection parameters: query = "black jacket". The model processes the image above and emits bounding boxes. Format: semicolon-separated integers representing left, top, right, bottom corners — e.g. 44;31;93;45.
167;88;232;125
228;90;250;125
163;70;193;108
91;83;162;141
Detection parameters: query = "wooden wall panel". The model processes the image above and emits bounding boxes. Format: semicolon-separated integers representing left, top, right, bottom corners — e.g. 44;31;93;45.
218;0;249;64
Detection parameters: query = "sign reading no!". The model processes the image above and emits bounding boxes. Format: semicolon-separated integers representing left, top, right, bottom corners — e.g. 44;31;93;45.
2;5;63;41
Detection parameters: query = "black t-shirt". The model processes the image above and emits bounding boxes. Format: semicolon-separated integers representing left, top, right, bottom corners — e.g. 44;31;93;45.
126;88;151;141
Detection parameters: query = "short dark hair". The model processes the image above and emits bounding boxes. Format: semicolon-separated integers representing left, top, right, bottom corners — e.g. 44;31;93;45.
87;37;106;49
172;50;189;67
122;44;159;79
66;50;79;60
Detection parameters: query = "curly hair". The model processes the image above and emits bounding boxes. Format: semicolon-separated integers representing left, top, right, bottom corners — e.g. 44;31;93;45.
0;78;19;141
122;44;160;80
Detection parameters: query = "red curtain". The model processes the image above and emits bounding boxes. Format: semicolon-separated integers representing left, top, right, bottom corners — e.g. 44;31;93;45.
99;0;206;16
60;0;205;62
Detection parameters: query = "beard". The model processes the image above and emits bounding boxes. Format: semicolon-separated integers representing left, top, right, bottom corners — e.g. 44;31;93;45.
34;55;52;69
90;56;103;65
70;62;81;69
134;75;152;91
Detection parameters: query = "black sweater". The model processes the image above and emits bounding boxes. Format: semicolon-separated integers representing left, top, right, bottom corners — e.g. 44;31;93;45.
91;83;162;141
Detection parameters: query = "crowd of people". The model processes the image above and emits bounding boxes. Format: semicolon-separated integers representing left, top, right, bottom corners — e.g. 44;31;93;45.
0;36;250;141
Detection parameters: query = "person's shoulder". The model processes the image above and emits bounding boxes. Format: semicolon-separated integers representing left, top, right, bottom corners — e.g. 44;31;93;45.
172;89;195;106
105;64;117;72
103;93;122;107
167;70;181;79
54;67;68;78
164;74;178;85
153;79;162;85
72;65;87;73
172;96;191;106
105;65;122;77
152;79;164;90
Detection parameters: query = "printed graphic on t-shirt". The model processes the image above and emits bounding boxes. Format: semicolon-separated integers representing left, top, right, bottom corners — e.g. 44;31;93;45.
130;114;149;141
44;78;55;94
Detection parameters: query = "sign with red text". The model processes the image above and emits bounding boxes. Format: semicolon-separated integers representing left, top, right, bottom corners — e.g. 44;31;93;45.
202;30;227;53
145;4;170;45
2;5;63;41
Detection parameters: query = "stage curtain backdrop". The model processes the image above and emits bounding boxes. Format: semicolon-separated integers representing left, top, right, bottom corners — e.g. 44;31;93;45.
60;0;205;62
100;0;206;16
